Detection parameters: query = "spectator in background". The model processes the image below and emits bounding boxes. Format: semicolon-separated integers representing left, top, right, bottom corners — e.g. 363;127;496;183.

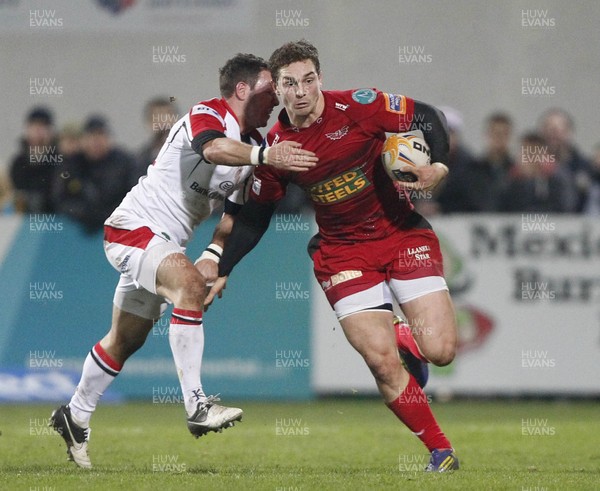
500;132;576;213
9;106;58;213
419;106;477;214
58;123;82;160
467;112;513;212
132;97;178;185
539;108;591;211
582;144;600;216
52;115;134;234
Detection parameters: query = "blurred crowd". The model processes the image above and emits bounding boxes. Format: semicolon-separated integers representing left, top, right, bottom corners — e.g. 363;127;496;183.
1;101;599;234
1;99;175;233
415;107;600;216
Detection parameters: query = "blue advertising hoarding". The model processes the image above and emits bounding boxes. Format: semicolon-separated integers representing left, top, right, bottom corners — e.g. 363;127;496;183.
0;214;313;402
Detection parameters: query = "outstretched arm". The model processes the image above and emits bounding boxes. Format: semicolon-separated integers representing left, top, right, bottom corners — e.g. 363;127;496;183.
200;137;318;172
204;197;277;308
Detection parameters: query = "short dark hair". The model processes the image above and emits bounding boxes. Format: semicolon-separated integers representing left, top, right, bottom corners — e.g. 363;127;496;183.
219;53;269;98
487;112;513;127
83;115;110;134
26;106;53;126
269;39;320;82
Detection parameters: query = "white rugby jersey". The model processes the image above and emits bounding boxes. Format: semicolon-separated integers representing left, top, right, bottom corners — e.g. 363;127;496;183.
105;98;258;246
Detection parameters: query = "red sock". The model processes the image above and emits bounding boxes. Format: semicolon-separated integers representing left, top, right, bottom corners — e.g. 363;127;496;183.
395;319;428;362
386;375;451;452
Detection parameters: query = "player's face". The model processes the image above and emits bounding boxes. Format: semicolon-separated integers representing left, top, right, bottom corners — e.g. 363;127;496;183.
276;60;322;122
244;70;279;130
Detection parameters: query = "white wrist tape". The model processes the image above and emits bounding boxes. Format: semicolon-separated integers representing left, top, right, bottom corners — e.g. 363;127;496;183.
250;146;260;166
195;243;223;264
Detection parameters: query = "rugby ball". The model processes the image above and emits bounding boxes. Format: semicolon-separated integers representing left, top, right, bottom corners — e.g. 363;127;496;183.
381;132;431;182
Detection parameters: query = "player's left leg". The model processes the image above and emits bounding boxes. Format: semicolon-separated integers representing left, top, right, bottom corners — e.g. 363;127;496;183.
103;227;241;436
338;306;457;471
154;252;242;437
385;223;459;470
389;218;457;367
313;236;458;471
399;289;457;367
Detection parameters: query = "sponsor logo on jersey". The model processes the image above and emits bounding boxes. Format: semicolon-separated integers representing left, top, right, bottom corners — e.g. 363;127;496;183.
383;93;406;114
189;182;224;200
308;167;370;204
325;125;349;141
219;181;234;191
405;244;431;261
191;104;224;124
335;102;349;111
252;176;262;196
351;88;377;105
117;255;131;274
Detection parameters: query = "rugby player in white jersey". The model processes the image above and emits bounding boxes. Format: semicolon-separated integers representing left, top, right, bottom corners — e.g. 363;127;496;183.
50;53;317;469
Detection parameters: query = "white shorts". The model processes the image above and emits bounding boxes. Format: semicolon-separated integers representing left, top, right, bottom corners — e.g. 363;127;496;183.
104;224;183;319
113;275;169;320
334;276;448;320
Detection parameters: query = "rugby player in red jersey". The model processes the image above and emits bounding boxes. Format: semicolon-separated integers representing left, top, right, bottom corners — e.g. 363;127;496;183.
49;53;317;469
206;41;459;472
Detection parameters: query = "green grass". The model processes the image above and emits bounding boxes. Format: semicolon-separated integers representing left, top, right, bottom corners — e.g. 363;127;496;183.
0;399;598;490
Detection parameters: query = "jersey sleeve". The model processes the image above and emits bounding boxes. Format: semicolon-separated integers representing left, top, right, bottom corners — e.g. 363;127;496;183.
248;131;289;203
188;99;228;157
341;88;415;135
341;89;448;162
189;99;227;138
250;165;288;204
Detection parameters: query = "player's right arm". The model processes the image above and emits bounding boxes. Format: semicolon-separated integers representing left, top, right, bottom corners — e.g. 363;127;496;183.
202;138;318;172
188;99;317;172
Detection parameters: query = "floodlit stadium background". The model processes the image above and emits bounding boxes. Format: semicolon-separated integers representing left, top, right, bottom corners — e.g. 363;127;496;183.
0;0;599;403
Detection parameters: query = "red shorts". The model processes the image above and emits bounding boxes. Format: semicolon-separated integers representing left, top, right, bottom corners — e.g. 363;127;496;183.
313;226;445;309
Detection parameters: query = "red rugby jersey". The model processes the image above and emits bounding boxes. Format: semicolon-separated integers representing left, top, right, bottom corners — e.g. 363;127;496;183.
252;88;416;242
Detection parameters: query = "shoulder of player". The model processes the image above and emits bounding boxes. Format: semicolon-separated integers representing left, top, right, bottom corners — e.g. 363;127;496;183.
323;88;384;115
328;88;414;121
189;97;228;120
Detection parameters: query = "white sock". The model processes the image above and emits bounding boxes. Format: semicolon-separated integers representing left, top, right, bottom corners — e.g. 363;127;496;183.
69;342;121;427
168;308;206;416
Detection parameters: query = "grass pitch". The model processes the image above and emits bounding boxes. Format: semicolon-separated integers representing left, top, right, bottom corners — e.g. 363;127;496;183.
0;399;598;490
